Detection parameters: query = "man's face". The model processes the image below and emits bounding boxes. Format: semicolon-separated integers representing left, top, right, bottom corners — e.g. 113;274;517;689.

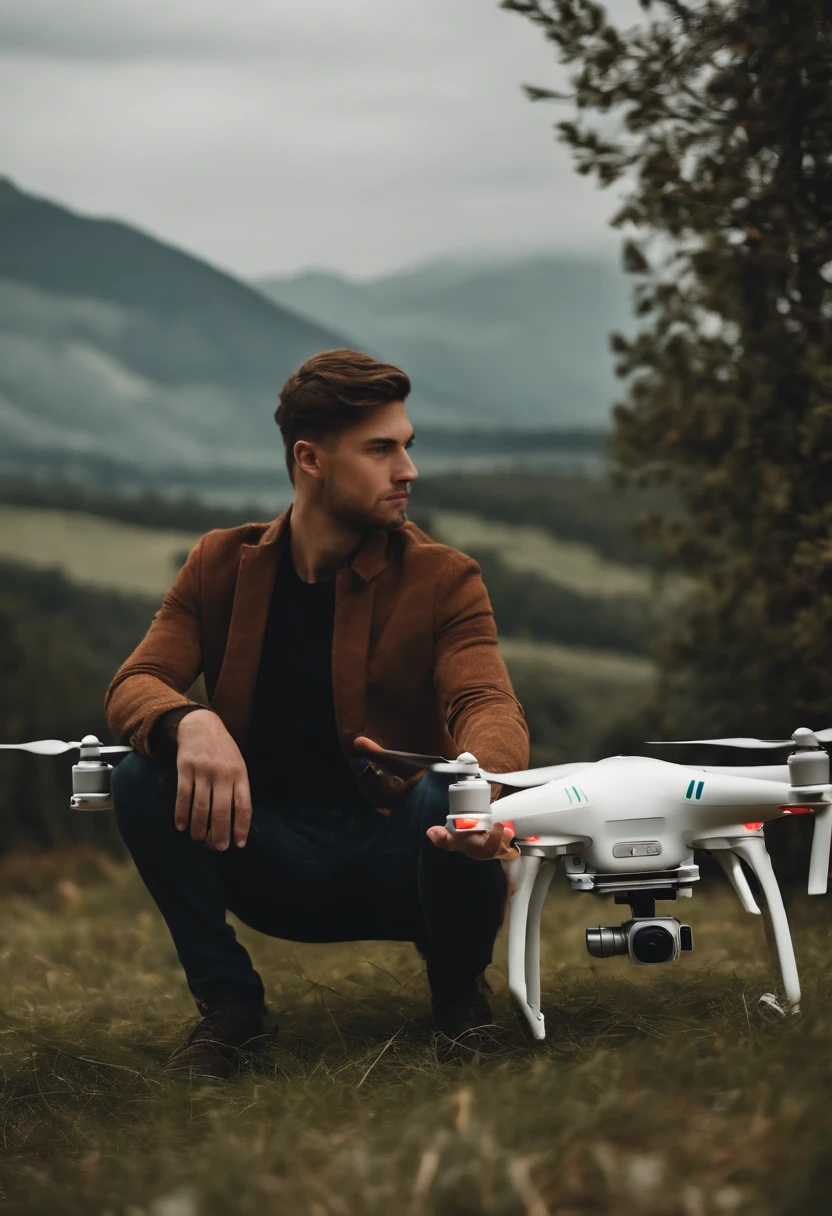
297;399;419;531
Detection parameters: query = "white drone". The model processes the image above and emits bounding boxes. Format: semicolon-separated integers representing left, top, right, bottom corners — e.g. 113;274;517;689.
377;727;832;1038
3;729;830;1041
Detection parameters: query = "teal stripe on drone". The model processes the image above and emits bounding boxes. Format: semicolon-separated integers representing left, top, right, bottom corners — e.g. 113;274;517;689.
685;780;695;799
564;787;573;804
572;785;582;802
696;780;704;800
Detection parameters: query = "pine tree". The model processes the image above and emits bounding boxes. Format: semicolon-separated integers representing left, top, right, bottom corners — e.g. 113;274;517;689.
503;0;832;737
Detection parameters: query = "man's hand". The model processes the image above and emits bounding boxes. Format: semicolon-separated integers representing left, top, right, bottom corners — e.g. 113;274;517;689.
173;709;252;850
426;821;518;861
352;735;416;781
352;734;412;804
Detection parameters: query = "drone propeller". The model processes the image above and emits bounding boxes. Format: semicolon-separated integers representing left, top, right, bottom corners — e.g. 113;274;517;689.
371;748;467;774
481;761;593;789
371;747;590;789
650;727;832;750
0;739;83;755
0;737;132;757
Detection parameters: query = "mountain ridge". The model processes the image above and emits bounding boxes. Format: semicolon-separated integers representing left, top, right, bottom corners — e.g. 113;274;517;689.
0;178;628;483
256;250;633;429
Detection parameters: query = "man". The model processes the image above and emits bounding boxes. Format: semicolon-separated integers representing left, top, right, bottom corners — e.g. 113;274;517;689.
107;348;529;1079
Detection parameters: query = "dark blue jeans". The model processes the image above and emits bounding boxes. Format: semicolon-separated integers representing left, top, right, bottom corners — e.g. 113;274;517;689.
112;753;507;1014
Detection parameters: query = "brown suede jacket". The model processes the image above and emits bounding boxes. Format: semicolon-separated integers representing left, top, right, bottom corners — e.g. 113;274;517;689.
104;505;530;842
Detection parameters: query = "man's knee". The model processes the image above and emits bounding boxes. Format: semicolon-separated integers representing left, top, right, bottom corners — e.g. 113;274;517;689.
112;751;176;840
412;771;454;828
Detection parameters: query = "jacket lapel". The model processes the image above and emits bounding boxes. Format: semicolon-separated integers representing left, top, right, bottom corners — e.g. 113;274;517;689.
210;509;289;748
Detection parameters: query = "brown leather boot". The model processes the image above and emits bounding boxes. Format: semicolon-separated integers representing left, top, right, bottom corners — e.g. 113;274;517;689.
431;974;500;1061
163;1002;272;1080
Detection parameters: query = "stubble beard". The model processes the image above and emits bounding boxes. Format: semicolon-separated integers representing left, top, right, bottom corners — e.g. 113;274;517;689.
325;484;408;533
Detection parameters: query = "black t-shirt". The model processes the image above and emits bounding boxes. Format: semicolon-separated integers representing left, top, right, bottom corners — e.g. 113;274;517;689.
243;546;369;811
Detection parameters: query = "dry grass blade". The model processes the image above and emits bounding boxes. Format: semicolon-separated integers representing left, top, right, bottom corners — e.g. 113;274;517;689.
355;1025;404;1089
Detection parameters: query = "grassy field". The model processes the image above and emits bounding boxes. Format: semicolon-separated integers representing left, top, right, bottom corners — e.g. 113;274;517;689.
0;504;657;601
2;849;831;1214
497;638;653;686
0;506;201;598
428;510;655;599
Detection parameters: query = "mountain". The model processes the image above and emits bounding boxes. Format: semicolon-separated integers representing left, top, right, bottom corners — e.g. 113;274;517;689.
0;178;355;476
0;179;627;487
256;251;633;429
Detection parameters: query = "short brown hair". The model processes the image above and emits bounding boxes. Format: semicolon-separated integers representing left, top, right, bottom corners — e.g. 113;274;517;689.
275;348;411;484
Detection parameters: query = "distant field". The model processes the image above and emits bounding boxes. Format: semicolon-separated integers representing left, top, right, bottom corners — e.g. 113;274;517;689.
0;506;201;597
498;637;653;685
0;503;662;601
1;850;829;1214
429;509;655;598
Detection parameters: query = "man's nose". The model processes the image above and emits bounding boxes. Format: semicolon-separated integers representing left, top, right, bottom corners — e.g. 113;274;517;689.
397;451;419;481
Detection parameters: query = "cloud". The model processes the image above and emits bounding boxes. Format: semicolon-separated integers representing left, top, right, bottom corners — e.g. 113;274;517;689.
1;0;512;61
0;0;631;276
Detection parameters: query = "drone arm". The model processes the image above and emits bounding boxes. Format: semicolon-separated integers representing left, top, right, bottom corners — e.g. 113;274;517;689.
524;859;557;1018
807;804;832;896
433;555;529;798
507;854;546;1039
104;536;207;757
730;836;801;1008
712;849;760;915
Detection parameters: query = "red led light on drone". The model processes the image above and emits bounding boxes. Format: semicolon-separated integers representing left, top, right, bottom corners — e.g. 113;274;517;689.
744;822;764;831
454;818;480;830
779;805;815;815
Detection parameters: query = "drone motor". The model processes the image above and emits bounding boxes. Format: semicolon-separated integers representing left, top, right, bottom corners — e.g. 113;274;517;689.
70;735;116;811
447;767;492;822
70;759;115;811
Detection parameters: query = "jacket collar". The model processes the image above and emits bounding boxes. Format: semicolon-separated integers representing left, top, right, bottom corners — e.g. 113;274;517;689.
255;502;393;584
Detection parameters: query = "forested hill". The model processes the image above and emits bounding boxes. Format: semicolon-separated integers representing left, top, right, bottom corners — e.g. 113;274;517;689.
0;178;350;474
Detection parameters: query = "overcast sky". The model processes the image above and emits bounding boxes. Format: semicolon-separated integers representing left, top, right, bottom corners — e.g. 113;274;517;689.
1;0;635;280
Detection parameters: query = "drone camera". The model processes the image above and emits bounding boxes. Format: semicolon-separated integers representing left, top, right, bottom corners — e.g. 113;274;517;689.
587;917;693;965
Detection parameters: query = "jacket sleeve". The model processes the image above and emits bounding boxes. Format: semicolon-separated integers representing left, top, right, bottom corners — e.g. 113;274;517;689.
433;551;530;808
104;535;208;759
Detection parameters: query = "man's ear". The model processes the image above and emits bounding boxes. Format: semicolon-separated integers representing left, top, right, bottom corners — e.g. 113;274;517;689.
293;438;324;480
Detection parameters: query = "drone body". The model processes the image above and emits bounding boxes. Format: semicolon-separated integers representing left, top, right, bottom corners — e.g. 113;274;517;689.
451;753;796;870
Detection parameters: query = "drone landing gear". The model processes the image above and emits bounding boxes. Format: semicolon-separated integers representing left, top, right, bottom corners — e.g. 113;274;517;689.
507;854;557;1041
711;837;801;1013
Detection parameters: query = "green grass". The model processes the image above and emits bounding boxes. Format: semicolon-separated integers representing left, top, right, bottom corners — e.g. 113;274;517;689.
2;850;832;1214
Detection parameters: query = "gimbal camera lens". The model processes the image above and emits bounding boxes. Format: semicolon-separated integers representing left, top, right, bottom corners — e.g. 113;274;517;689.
631;924;675;964
586;926;628;958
